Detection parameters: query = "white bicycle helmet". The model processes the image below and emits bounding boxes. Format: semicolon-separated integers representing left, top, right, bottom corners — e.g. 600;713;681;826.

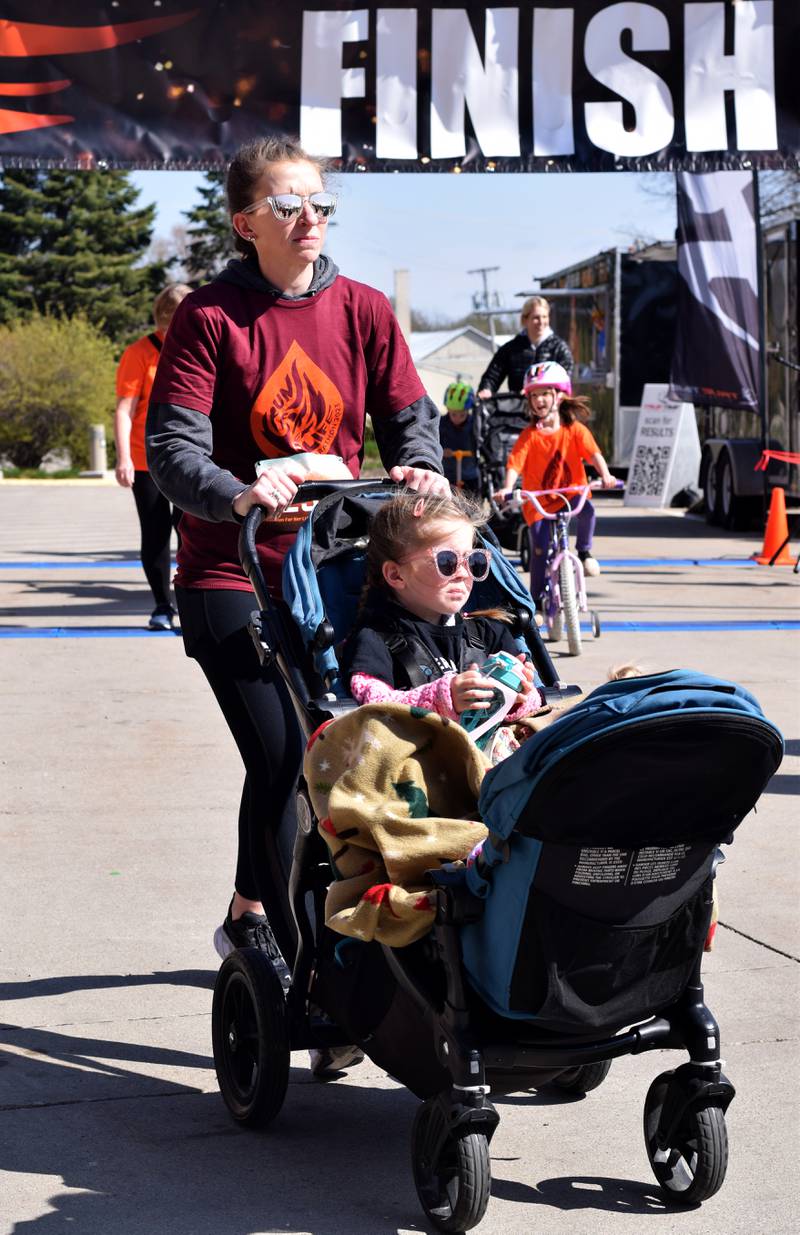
522;361;572;396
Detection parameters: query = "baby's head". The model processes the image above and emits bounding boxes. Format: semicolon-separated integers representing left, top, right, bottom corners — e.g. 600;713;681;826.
607;663;644;680
366;489;489;622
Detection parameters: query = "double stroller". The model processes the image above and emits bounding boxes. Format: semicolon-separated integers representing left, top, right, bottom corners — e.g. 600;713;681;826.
211;479;783;1233
472;393;530;564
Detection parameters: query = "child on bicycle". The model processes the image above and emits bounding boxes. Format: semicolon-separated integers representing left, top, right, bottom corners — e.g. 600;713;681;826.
439;380;480;496
340;489;542;735
495;361;616;605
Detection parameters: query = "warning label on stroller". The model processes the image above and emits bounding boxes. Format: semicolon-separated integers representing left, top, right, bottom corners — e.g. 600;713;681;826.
572;844;691;887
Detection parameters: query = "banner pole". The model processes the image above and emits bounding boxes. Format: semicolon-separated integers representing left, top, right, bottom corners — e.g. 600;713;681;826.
752;169;770;517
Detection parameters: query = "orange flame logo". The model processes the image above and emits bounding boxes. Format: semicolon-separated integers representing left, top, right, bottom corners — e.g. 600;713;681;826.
251;340;344;458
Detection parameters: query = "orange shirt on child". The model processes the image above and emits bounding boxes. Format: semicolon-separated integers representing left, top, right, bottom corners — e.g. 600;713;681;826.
115;332;163;471
507;421;600;523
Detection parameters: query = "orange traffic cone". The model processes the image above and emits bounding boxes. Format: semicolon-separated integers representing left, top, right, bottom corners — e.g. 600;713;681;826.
753;487;794;565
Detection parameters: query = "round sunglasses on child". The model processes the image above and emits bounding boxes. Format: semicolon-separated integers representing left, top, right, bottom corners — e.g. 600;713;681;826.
403;545;492;581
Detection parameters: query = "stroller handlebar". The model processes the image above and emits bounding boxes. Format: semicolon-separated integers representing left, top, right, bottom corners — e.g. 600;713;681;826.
239;478;398;608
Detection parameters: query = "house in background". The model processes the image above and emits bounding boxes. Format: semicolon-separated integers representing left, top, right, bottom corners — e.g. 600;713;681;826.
409;327;513;408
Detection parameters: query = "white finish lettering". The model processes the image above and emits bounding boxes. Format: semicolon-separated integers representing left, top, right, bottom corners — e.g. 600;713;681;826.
584;3;674;157
684;1;777;151
300;9;368;156
533;7;575;156
376;8;418;159
431;7;520;159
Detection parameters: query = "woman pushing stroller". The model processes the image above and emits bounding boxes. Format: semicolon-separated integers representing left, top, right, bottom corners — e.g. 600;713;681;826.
495;362;616;605
145;136;450;1024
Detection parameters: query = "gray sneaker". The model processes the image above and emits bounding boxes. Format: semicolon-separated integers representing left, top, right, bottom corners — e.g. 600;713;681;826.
148;605;176;631
309;1044;365;1080
213;905;291;992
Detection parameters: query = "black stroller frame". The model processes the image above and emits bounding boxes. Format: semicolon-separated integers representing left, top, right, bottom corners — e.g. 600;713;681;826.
472;393;531;564
210;479;777;1233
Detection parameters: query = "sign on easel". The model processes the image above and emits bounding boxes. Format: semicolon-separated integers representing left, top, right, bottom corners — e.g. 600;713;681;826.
624;384;701;508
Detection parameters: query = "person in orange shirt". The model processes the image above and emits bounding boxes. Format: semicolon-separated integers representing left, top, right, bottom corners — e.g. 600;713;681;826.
495;362;615;606
114;284;191;629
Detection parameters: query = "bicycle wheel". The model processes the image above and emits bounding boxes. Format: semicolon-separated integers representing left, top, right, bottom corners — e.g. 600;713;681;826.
559;557;582;656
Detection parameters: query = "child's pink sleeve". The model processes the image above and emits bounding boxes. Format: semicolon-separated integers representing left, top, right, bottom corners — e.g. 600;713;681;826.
507;686;544;721
349;673;459;720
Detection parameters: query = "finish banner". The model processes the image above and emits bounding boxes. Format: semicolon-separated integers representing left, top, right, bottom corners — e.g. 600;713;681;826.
0;2;798;171
669;171;760;409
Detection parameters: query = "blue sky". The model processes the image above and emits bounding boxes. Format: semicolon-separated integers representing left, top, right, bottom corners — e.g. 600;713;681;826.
131;169;677;319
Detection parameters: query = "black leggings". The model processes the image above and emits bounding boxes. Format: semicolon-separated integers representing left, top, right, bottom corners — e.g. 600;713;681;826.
175;586;303;960
132;471;178;609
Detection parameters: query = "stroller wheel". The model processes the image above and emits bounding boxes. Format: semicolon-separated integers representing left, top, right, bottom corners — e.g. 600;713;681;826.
212;947;290;1127
412;1099;491;1232
551;1059;611;1094
643;1071;729;1204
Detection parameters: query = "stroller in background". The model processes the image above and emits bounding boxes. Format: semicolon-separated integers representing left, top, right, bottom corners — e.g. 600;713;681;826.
211;479;783;1233
472;392;530;565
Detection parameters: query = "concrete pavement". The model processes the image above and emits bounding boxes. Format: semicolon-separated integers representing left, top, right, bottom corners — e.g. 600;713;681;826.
1;480;798;1235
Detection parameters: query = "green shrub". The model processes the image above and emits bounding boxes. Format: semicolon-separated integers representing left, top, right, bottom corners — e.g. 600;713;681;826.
0;315;116;469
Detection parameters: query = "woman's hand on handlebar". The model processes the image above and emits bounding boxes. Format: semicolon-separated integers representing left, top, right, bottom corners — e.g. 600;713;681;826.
389;465;451;496
494;487;513;504
232;461;308;520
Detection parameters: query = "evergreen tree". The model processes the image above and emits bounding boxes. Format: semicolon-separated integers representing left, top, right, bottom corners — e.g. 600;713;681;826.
183;171;234;283
0;169;167;344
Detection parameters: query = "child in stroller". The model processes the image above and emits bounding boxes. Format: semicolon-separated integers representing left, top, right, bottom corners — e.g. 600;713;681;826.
341;488;543;746
211;477;783;1234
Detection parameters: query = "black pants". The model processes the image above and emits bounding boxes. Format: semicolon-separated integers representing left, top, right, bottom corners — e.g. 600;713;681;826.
132;471;178;610
175;586;302;960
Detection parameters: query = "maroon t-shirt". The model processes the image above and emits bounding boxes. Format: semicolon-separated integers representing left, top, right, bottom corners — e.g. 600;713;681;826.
151;275;425;590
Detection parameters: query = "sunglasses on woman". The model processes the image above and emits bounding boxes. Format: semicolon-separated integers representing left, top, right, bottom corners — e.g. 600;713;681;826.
405;545;492;581
241;192;338;223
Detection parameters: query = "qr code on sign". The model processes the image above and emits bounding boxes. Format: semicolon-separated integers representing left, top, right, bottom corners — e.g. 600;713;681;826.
628;446;671;497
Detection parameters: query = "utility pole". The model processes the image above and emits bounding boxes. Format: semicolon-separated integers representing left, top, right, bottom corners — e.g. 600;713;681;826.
467;265;500;349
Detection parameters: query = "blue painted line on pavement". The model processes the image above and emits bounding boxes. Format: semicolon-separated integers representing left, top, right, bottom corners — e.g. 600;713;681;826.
0;627;179;638
592;620;799;632
508;557;759;569
1;620;797;639
0;560;174;569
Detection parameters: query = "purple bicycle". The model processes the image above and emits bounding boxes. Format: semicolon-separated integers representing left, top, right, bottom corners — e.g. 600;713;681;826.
515;482;622;656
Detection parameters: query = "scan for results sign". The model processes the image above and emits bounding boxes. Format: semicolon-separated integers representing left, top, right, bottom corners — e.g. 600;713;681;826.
0;2;797;171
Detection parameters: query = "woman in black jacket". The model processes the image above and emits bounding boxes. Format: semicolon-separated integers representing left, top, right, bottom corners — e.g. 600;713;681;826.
478;296;573;397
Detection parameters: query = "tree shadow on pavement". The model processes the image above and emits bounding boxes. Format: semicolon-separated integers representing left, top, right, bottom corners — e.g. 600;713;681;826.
0;970;215;1003
0;580;155;622
0;1050;422;1235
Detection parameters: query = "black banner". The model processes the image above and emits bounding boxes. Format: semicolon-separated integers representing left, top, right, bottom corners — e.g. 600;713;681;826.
669;171;760;409
0;2;798;172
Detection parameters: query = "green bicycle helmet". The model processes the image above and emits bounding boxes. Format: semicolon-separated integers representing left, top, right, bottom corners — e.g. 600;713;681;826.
444;380;476;412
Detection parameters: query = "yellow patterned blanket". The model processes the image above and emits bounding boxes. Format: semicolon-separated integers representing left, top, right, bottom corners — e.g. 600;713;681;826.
304;704;488;947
